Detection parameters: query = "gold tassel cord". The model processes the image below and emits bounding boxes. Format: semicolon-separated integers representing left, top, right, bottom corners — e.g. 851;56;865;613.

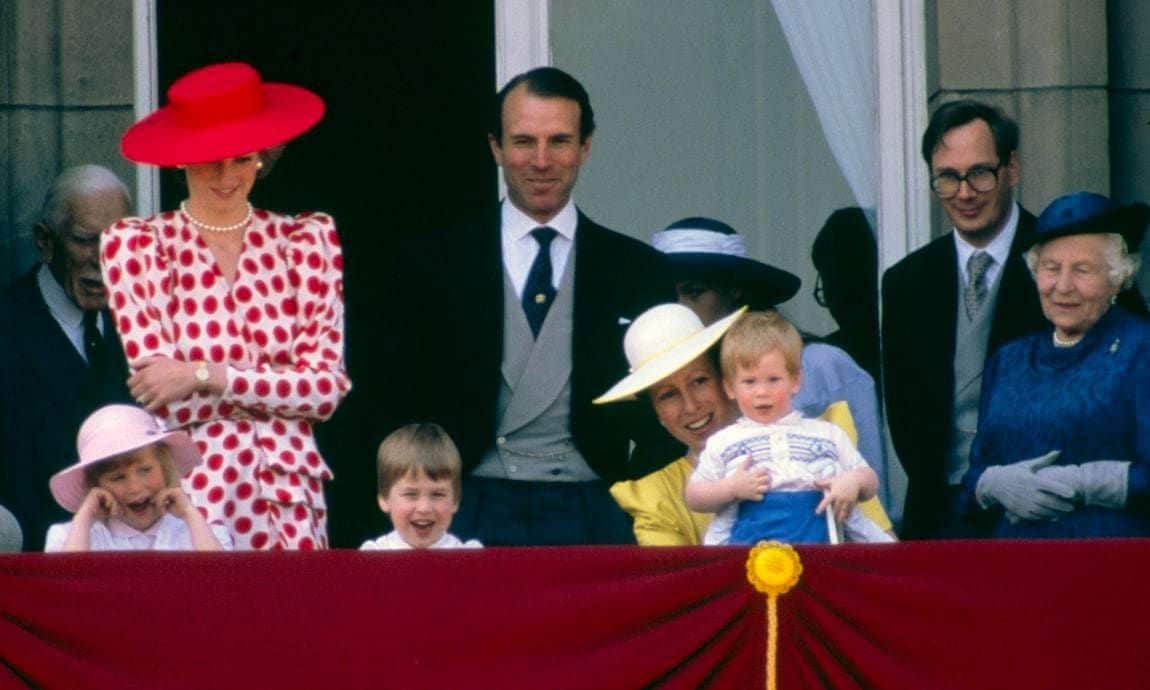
746;541;803;690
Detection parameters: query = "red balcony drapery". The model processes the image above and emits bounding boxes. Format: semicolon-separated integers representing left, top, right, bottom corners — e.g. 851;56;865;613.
2;540;1146;689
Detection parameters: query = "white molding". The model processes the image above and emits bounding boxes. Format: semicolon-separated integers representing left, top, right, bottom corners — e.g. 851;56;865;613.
131;0;159;216
494;0;551;89
875;0;928;271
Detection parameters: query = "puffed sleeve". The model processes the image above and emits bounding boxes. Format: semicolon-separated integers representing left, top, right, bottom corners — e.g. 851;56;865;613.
222;212;350;421
102;216;232;428
610;477;694;546
102;216;180;363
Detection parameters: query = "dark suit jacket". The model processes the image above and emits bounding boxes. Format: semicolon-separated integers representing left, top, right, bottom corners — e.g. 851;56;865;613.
0;267;131;549
377;206;674;482
882;210;1047;539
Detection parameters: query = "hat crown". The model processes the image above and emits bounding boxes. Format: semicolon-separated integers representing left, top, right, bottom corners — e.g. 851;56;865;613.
1037;192;1115;234
623;304;705;371
168;62;265;130
76;404;166;467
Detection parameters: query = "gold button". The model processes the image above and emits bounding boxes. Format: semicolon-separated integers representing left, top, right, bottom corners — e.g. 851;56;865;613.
535;293;546;304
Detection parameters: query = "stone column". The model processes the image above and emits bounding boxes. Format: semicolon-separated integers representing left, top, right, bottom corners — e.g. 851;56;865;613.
0;0;135;286
924;0;1109;236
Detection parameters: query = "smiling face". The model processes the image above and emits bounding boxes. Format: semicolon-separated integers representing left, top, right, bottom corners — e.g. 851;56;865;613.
489;84;591;225
930;119;1019;247
184;153;261;220
93;446;171;531
36;187;129;311
723;349;802;425
649;354;739;457
378;470;458;549
1034;234;1118;341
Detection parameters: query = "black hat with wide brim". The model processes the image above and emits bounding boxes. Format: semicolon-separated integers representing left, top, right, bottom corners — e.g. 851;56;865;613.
652;217;801;308
1026;192;1149;252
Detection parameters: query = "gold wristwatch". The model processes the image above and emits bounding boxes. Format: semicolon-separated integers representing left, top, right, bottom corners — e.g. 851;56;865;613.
194;361;210;390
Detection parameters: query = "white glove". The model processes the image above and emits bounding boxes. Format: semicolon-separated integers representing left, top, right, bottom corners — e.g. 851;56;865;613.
976;451;1076;521
1036;461;1130;510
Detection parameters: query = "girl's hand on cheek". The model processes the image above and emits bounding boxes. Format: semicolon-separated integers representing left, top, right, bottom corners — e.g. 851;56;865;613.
76;488;119;524
154;487;192;519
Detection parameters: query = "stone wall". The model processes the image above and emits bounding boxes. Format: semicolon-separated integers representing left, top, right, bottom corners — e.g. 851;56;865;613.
0;0;135;286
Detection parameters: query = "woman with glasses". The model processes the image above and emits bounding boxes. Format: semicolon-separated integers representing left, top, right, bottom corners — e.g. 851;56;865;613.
961;192;1150;538
648;217;890;506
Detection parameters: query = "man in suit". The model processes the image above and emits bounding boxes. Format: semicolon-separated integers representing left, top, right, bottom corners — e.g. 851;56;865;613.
0;165;132;549
882;101;1047;539
379;67;671;546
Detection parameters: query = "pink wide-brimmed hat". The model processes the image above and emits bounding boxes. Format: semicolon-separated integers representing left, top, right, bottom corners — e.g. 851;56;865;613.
121;61;325;166
49;405;202;513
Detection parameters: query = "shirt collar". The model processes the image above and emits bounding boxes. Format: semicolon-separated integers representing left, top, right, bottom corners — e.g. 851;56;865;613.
501;198;578;243
107;514;171;539
37;263;86;329
953;201;1019;275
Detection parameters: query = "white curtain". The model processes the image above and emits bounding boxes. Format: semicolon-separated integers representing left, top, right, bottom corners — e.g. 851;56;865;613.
770;0;878;210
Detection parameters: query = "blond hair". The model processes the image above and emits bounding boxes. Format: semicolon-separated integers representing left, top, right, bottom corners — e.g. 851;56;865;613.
720;310;802;380
376;423;462;498
84;443;178;489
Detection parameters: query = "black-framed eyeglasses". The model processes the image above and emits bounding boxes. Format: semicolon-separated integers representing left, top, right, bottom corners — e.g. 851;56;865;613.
813;274;827;308
930;162;1003;199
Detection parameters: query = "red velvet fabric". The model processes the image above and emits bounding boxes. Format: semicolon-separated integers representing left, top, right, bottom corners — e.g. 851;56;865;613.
1;540;1146;689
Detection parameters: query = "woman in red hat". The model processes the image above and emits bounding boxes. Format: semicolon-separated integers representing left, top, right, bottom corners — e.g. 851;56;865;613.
102;62;349;549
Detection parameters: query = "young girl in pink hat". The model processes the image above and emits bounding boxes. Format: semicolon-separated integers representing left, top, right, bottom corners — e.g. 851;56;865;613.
45;404;231;551
105;62;348;549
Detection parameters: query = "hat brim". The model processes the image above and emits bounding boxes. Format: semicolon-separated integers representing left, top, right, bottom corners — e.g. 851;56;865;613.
666;253;801;306
121;83;324;166
49;430;203;513
1023;203;1150;253
594;306;746;404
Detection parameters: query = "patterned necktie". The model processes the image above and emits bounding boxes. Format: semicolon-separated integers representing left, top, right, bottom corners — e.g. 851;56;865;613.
82;310;107;377
964;250;993;319
522;227;558;338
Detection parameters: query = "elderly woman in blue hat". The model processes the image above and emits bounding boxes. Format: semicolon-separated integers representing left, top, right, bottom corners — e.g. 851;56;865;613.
651;217;889;502
962;192;1150;537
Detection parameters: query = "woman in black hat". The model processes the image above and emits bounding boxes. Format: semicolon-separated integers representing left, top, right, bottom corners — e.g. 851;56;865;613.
651;217;888;501
962;192;1150;538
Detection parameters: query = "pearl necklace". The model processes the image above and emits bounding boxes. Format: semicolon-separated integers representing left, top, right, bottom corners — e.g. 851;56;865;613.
180;200;253;233
1052;330;1083;348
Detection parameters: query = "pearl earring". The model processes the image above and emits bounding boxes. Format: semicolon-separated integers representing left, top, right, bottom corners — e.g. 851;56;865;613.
256;160;264;169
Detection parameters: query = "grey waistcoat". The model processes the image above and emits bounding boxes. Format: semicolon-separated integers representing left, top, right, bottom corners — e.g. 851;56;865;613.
946;265;1004;484
472;247;598;482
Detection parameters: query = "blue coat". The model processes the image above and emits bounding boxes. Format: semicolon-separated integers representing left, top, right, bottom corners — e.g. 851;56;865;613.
962;307;1150;537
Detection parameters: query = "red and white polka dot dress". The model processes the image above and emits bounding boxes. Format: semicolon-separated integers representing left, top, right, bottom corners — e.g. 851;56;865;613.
101;208;350;550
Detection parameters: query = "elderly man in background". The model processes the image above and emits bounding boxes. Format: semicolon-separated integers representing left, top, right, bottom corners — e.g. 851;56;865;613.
0;164;133;550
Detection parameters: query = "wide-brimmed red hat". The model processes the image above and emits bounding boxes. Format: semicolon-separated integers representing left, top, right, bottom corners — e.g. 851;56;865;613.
121;62;324;166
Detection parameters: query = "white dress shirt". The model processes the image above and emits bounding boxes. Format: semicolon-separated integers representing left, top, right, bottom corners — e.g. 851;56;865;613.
953;202;1020;291
500;199;578;298
37;263;101;362
358;530;482;550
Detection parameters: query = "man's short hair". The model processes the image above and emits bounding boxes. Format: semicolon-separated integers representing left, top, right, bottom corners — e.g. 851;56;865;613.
489;66;596;143
376;423;462;499
920;100;1019;167
720;310;803;381
39;164;130;233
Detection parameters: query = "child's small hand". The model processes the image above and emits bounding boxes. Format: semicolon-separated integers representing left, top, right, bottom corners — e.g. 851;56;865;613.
153;487;193;519
814;473;862;523
727;453;772;502
76;487;119;524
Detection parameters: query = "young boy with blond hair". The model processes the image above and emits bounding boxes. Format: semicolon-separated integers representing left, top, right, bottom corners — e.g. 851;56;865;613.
360;423;481;550
684;311;889;544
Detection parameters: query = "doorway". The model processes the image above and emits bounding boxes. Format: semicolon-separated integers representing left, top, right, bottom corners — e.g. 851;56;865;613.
157;1;496;546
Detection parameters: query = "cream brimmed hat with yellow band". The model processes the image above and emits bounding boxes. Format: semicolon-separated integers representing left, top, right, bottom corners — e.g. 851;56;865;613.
594;304;747;404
